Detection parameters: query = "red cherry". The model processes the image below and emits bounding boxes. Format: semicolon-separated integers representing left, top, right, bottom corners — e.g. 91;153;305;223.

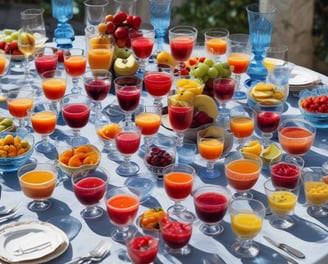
113;11;127;26
114;26;128;39
106;21;116;34
132;16;141;30
126;15;134;27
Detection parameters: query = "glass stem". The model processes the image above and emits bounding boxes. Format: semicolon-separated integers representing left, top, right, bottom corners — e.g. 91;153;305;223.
240;239;252;250
176;132;184;147
24;55;30;80
235;74;241;93
71;77;80;94
207;161;215;172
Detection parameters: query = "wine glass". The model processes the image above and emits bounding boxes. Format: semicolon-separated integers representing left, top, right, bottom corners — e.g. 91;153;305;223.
169;25;198;76
192;184;231;236
228;198;266;258
115;123;141;176
0;52;11;102
144;64;173;109
135;105;161;152
167;93;194;147
224;151;262;199
264;178;300;229
254;102;283;147
72;166;109;220
278;118;316;157
64;48;87;94
30;102;57;153
197;128;224;179
163;163;195;220
303;167;328;218
18;162;57;212
229;105;255;150
227;33;251;100
41;69;67;113
7;87;34;134
204;28;229;62
105;186;140;243
149;0;172;54
114;75;142;127
213;77;235;127
129;23;155;75
34;47;58;77
83;69;112;124
61;93;91;147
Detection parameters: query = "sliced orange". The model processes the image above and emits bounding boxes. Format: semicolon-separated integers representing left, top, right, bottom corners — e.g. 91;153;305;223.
74;145;93;154
68;154;84;167
241;140;262;156
102;123;122;139
59;149;74;165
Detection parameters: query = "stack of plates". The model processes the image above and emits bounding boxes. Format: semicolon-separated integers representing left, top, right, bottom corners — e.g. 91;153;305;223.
289;65;321;92
0;221;69;263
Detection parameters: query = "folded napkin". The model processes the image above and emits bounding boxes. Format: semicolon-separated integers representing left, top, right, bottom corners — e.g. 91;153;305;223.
12;232;52;256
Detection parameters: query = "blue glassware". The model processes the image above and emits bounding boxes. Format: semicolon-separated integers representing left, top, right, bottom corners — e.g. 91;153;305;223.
149;0;172;53
51;0;75;49
245;3;276;88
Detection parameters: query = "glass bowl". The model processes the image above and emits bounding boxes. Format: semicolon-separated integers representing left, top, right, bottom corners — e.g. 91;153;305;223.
298;85;328;128
124;173;156;203
0;132;34;172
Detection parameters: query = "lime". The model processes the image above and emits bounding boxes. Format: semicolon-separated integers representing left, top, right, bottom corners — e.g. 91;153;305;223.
261;143;282;164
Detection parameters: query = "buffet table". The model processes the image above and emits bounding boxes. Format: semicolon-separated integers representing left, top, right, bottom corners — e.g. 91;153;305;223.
0;36;328;264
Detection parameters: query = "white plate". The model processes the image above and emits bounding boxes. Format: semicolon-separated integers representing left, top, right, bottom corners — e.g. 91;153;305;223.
289;66;321;91
0;221;69;263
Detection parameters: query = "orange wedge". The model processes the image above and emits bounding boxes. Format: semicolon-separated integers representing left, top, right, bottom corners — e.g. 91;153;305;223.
241;140;262;156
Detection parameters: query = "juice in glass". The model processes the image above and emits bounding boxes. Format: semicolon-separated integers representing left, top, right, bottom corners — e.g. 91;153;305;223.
205;38;227;56
64;55;87;77
267;191;297;215
35;55;58;76
116;132;141;155
230;116;254;138
84;79;110;101
231;213;262;239
7;98;33;118
73;177;106;206
256;111;281;133
135;112;161;136
42;78;67;101
131;37;154;59
88;48;113;70
198;138;224;160
304;182;328;206
270;162;301;189
170;36;194;62
164;172;193;200
227;53;250;74
31;111;56;135
144;72;172;98
116;86;141;112
127;236;158;264
279;127;314;155
62;104;90;128
106;194;139;226
168;106;193;131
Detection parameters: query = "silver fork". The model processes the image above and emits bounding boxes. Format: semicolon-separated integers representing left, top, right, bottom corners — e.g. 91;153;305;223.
0;202;22;216
0;211;20;223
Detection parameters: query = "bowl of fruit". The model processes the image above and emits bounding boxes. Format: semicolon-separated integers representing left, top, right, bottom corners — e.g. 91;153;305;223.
0;132;34;172
298;85;328;128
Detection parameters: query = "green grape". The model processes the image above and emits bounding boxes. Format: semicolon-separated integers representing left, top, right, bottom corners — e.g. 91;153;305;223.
214;62;224;76
204;58;214;67
208;66;218;78
197;62;209;74
192;67;205;78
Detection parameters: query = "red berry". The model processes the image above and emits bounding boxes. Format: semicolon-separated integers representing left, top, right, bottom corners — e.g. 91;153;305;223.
114;26;128;39
106;21;116;34
0;41;6;50
132;16;141;30
126;15;134;27
8;41;18;50
113;11;127;26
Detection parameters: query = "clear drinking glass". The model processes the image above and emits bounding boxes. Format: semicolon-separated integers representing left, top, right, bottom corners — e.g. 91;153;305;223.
114;0;137;15
204;28;229;62
84;0;109;27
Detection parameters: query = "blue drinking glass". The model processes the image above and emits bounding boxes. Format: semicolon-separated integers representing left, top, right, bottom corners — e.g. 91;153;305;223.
245;3;276;88
51;0;75;49
149;0;172;53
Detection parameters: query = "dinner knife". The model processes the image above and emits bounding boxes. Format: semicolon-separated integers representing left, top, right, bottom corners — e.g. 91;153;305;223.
263;235;305;259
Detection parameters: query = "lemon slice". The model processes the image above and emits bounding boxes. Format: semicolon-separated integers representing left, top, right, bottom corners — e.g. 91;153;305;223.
194;94;218;119
261;143;282;164
241;140;262;156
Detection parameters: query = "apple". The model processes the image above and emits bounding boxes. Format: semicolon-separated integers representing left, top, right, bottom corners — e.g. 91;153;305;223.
114;47;131;59
114;54;139;76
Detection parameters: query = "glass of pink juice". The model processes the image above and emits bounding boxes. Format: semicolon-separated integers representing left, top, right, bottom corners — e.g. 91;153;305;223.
72;166;109;220
83;69;112;124
61;94;91;147
34;47;58;76
115;123;141;176
114;76;142;126
129;23;155;73
105;186;140;243
192;184;231;236
31;103;57;154
169;25;198;75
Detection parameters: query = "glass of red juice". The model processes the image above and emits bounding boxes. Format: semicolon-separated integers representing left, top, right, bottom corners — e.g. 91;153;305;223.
34;47;58;77
192;184;231;236
114;75;142;126
270;154;304;189
255;102;283;147
159;213;193;256
61;93;91;147
126;231;159;264
115;123;141;176
72;166;109;219
83;69;112;124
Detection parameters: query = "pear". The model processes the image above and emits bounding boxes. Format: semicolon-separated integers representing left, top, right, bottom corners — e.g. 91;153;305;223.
114;54;139;76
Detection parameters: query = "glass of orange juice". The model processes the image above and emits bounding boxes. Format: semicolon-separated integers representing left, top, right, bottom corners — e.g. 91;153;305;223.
64;48;87;94
197;128;224;179
229;105;255;150
18;162;57;211
30;103;57;154
105;186;140;243
229;198;265;258
224;151;262;199
204;28;229;62
7;87;34;134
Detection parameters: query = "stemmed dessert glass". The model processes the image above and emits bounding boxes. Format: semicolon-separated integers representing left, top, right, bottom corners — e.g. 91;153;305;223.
204;28;229;62
278;118;316;157
115;123;141;176
227;33;251;100
7;88;34;134
64;48;87;94
105;186;140;243
83;69;112;124
30;103;57;153
129;23;155;75
254;102;283;147
197;129;224;179
224;151;262;199
114;75;142;127
0;52;11;101
229;198;266;258
229;105;255;150
167;93;194;147
34;47;58;77
72;166;109;220
163;163;195;220
213;77;235;127
169;25;198;76
61;93;91;147
192;184;231;236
